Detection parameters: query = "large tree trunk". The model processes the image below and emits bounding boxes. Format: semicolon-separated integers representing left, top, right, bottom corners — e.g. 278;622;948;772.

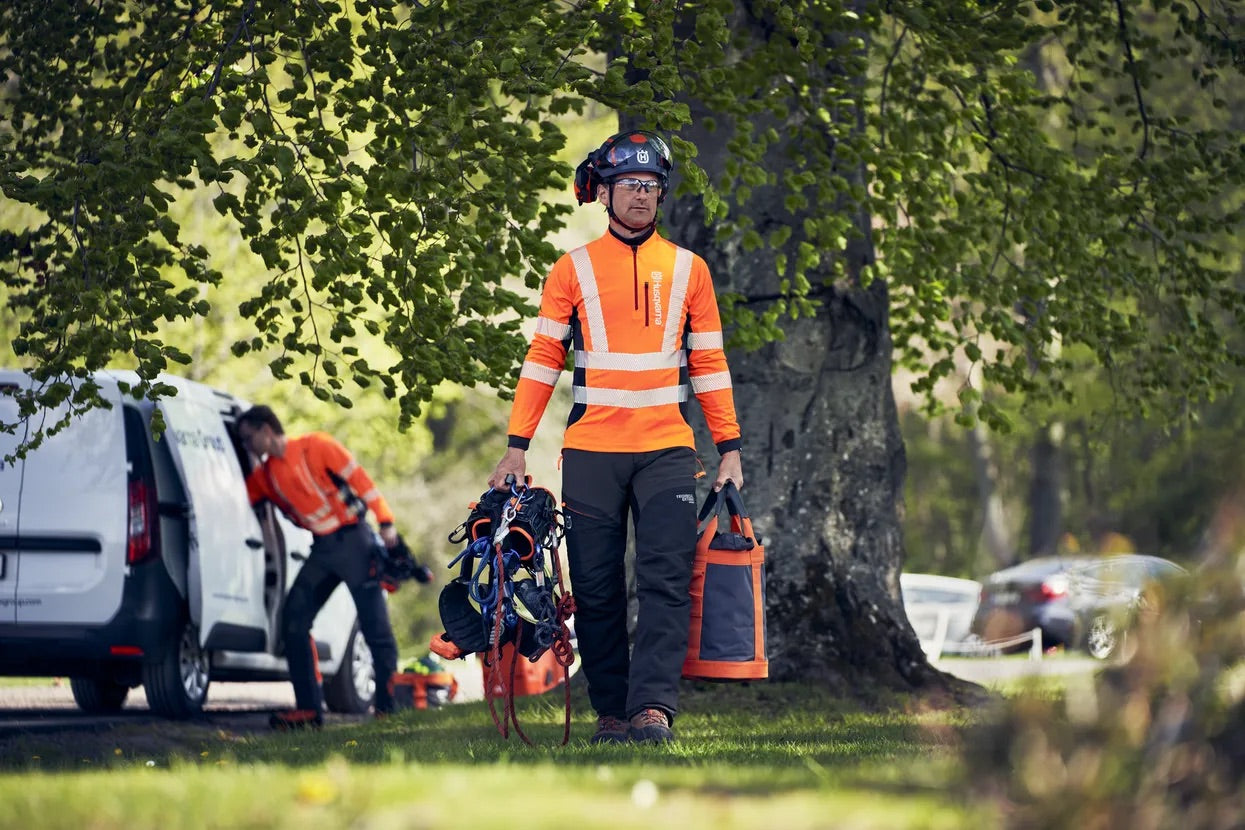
657;2;957;694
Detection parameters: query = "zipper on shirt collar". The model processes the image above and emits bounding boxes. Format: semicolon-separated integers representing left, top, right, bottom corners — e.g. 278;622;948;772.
610;227;655;324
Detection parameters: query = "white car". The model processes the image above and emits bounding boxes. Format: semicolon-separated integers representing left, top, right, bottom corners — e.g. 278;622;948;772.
0;370;375;717
900;572;982;655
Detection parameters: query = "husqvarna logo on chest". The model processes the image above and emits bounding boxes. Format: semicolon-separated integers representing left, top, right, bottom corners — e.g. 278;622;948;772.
650;271;664;326
637;149;650;163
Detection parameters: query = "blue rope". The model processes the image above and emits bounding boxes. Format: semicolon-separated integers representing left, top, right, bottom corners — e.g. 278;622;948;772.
448;536;491;571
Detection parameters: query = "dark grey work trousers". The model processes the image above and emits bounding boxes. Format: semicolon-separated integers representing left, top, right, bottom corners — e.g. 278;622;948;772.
561;446;698;721
282;521;398;714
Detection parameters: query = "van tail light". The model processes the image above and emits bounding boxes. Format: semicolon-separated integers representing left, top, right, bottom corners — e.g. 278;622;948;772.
127;478;156;565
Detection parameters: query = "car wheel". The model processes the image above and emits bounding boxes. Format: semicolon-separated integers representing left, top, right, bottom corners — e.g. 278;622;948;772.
323;623;374;714
1085;614;1119;660
143;619;210;719
69;676;131;713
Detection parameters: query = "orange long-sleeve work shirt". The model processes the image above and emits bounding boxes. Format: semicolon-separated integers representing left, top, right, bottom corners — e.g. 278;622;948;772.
507;229;742;455
245;432;395;536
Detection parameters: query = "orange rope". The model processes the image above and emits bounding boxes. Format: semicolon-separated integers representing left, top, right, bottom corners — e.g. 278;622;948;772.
507;625;534;746
486;535;578;746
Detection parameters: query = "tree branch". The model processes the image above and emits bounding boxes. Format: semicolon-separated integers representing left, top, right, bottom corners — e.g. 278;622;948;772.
876;21;908;148
1113;0;1151;160
203;0;256;100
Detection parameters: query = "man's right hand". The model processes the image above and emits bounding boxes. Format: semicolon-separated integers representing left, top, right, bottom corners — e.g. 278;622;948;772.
488;447;527;490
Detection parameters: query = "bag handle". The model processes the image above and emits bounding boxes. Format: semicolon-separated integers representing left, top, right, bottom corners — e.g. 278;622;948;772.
696;480;749;528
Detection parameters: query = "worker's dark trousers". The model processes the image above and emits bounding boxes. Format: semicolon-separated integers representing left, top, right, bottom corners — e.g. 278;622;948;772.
282;522;399;714
562;447;698;722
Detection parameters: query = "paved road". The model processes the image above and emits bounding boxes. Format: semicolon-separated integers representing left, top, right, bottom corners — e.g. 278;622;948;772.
936;654;1101;686
0;658;489;736
0;680;299;732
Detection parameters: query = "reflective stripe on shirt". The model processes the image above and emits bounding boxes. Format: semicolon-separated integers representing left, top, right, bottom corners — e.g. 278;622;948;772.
574;350;685;371
536;316;572;341
572;385;689;408
661;247;694;353
570;246;608;351
520;361;562;387
689;370;733;394
686;331;724;350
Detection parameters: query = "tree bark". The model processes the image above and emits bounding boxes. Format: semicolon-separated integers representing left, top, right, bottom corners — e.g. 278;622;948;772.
657;2;961;695
1027;423;1064;557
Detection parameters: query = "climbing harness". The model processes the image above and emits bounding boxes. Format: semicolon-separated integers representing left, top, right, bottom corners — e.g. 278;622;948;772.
430;476;577;744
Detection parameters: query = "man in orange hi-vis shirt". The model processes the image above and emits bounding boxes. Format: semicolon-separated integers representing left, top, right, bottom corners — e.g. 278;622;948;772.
489;130;745;744
238;405;400;730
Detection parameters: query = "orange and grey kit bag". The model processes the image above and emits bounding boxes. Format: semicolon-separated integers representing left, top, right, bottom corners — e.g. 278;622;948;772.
683;481;769;681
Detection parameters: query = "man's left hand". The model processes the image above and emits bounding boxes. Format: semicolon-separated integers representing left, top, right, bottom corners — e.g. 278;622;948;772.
713;450;743;492
378;523;399;548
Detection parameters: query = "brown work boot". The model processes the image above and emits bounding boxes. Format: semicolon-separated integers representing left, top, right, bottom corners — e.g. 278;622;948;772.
628;708;673;743
590;714;631;744
269;708;324;730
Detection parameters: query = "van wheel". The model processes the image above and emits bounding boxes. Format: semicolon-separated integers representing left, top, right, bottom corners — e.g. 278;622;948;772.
69;676;130;713
323;624;374;714
143;620;210;719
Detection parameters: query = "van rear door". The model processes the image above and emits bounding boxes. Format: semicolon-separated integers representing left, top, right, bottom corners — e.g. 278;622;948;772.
158;386;268;652
0;373;129;625
0;370;29;624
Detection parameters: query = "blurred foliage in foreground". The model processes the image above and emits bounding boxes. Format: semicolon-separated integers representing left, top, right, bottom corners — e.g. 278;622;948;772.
964;516;1245;828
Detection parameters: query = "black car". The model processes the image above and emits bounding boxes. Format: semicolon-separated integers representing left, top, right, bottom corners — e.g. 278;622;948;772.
1065;554;1187;660
970;556;1096;651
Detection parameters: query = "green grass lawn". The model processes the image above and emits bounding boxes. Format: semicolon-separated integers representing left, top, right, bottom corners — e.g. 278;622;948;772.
0;682;1001;830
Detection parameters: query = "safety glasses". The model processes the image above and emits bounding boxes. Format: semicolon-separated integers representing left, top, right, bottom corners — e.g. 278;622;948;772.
611;178;662;194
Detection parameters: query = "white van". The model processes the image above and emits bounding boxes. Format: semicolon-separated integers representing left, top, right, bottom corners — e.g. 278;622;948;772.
0;369;376;718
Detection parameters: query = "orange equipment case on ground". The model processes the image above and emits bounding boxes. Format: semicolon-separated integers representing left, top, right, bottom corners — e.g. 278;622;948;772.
483;642;565;699
392;669;459;710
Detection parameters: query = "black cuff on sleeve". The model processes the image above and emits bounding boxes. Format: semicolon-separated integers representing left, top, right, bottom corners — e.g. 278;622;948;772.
379;521;394;529
507;435;531;451
716;438;742;455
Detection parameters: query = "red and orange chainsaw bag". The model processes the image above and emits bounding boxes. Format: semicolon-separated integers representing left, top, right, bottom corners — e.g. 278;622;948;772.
682;481;768;681
391;669;459;710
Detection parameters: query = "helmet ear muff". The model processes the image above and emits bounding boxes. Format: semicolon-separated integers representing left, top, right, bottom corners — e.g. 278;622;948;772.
574;152;603;205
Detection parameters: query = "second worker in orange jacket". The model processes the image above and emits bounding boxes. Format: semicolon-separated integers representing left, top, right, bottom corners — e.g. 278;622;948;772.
239;405;401;729
490;130;745;744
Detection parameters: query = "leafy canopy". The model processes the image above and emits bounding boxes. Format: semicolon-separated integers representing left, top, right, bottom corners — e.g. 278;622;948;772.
653;1;1244;431
0;0;667;441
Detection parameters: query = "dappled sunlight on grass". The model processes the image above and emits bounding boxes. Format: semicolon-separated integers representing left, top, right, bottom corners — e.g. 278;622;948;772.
0;679;993;829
